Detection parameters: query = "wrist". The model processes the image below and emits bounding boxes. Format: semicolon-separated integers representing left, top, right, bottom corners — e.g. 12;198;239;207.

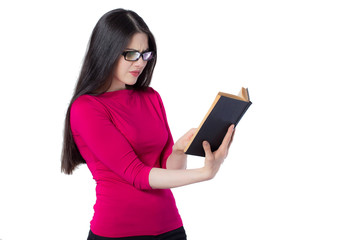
172;145;185;155
167;145;188;170
199;167;213;181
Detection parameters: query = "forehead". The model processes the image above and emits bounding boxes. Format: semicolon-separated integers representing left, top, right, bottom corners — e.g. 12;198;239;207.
126;33;149;51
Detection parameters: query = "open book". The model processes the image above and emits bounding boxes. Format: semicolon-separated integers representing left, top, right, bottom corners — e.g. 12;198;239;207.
184;87;252;157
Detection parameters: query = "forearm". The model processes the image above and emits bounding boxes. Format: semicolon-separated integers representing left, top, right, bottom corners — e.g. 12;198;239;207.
149;167;210;189
151;125;235;190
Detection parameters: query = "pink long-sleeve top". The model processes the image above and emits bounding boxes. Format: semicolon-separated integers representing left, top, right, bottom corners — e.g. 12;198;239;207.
70;87;183;238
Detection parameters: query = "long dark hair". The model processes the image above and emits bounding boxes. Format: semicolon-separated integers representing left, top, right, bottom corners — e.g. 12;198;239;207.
61;9;157;174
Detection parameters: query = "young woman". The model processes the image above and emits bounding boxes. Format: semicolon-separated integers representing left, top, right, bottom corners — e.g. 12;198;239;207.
61;8;234;240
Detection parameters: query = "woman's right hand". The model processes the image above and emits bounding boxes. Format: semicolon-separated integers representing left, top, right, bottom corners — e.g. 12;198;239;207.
201;124;235;180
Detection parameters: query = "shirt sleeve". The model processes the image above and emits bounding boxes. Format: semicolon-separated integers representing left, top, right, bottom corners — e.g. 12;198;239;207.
70;95;153;190
153;90;174;169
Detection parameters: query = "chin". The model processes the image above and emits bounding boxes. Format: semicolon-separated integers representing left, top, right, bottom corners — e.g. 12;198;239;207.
126;78;138;86
126;81;137;87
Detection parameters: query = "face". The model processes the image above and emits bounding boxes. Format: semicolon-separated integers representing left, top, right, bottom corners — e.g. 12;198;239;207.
108;33;149;91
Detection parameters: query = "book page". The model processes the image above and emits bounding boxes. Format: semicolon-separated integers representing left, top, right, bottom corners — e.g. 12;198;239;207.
219;87;249;102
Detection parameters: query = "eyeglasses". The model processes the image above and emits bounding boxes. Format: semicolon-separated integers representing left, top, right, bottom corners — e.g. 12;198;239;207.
122;50;155;62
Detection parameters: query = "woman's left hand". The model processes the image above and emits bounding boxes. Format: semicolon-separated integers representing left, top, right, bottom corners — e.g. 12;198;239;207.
172;128;197;154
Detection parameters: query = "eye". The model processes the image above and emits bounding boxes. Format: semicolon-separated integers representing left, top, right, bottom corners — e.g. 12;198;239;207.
125;51;140;61
142;51;154;61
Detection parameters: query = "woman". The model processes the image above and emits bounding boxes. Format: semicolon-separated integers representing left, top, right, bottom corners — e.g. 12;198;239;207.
61;8;234;240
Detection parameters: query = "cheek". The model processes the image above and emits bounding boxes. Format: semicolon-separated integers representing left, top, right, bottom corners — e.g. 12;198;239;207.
116;59;131;77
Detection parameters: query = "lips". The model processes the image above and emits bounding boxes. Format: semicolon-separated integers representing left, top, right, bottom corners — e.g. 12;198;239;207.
129;70;141;77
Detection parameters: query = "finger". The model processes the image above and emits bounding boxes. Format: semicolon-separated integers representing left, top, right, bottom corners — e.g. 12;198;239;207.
220;124;235;149
185;128;197;139
189;128;197;136
187;128;197;134
202;141;213;159
224;128;236;157
228;128;236;148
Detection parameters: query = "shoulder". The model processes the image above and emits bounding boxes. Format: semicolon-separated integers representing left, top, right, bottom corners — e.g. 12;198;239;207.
143;86;158;96
71;94;94;107
70;95;108;122
71;95;100;112
143;87;168;115
144;87;163;101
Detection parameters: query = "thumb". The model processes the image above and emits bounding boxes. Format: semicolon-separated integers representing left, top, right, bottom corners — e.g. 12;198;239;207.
202;141;213;158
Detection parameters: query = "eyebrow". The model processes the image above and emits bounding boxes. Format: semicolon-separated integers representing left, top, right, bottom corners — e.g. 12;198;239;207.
124;48;150;52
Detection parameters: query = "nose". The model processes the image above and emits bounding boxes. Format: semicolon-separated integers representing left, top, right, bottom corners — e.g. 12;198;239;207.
134;57;147;68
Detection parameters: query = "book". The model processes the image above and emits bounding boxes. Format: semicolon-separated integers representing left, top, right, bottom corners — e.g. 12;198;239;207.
184;87;252;157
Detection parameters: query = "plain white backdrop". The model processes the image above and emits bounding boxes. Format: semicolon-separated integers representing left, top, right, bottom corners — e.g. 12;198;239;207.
0;0;359;239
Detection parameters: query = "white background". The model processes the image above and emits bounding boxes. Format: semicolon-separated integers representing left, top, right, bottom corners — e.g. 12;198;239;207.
0;0;359;239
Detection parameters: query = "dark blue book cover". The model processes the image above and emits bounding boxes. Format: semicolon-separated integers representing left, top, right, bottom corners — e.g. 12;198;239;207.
184;88;252;157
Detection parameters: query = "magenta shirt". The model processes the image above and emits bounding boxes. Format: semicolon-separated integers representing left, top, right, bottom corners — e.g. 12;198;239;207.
70;87;183;237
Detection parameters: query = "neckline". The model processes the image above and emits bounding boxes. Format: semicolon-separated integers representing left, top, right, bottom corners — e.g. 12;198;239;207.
100;89;134;96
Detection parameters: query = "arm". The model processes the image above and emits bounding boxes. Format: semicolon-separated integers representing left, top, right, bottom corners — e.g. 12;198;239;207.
70;96;152;190
149;125;235;189
165;151;187;170
165;128;197;170
154;90;194;170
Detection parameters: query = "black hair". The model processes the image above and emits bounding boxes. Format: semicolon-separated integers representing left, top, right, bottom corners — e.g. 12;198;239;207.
61;9;157;174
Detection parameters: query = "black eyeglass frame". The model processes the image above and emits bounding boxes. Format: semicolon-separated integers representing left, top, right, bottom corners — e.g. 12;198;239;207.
121;50;155;62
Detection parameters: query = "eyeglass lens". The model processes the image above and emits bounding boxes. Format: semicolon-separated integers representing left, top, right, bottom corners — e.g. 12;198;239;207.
125;51;153;61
